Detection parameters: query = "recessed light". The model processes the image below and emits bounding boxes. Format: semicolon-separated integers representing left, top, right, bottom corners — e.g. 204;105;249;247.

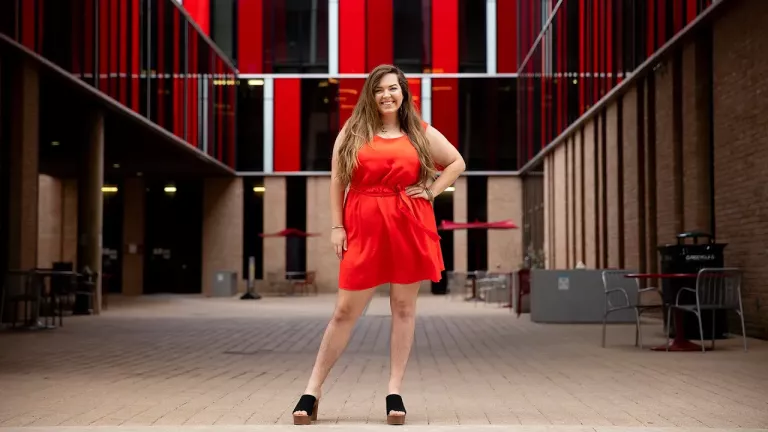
137;172;143;177
253;186;266;193
113;163;120;168
164;186;177;193
51;141;60;146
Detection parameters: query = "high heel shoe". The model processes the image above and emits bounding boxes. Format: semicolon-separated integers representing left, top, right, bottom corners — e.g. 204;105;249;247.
292;394;319;425
385;394;406;425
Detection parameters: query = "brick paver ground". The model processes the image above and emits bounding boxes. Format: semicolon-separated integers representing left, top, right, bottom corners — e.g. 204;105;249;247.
0;293;767;430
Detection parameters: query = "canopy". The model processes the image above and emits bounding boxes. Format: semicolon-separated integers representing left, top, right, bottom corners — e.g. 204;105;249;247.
259;228;320;238
437;219;519;231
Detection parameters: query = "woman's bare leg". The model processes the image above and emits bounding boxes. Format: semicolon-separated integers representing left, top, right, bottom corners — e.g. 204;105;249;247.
294;287;377;416
387;282;420;416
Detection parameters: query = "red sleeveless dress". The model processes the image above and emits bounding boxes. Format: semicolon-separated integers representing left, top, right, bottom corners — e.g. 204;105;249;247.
338;125;444;291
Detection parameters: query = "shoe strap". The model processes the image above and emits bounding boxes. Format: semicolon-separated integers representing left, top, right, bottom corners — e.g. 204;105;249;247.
294;394;317;415
386;394;406;415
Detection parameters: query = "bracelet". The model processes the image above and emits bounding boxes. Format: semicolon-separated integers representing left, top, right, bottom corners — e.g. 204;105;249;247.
424;188;435;202
331;225;344;230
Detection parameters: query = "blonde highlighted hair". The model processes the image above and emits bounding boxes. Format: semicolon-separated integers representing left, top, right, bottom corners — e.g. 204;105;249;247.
335;64;435;185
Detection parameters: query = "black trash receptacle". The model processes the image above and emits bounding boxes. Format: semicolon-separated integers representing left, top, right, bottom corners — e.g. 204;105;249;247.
657;231;728;340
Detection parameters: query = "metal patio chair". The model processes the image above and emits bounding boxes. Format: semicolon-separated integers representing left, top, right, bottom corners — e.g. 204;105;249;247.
601;270;663;349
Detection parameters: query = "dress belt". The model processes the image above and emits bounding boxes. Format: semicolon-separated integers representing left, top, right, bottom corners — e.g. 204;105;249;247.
349;185;441;242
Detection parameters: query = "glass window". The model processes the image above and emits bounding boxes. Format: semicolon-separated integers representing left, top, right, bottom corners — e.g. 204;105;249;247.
458;78;517;171
263;0;328;73
300;78;340;171
210;0;236;63
393;0;431;73
458;0;486;73
236;79;265;171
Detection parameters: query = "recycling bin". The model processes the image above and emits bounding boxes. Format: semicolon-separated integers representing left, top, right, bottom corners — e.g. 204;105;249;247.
657;231;728;339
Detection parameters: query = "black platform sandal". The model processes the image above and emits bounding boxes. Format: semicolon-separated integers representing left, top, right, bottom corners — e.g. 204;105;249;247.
292;394;319;425
385;394;406;425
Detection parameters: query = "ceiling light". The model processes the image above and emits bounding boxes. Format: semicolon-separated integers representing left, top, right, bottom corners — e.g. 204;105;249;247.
51;141;60;147
248;79;264;86
113;163;120;168
253;186;266;193
102;186;118;193
164;186;177;193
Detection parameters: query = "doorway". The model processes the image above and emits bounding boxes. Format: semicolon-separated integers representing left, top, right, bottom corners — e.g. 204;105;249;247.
143;179;202;294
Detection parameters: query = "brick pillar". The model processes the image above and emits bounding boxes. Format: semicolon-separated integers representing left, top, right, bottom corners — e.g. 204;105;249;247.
8;59;39;271
487;177;523;271
202;177;244;296
80;110;104;313
122;178;144;296
306;176;338;292
452;176;467;272
263;176;286;282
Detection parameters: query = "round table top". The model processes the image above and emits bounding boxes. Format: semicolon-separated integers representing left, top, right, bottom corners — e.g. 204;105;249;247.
624;273;697;279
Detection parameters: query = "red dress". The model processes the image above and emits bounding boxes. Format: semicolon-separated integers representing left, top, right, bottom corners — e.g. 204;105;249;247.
338;126;444;291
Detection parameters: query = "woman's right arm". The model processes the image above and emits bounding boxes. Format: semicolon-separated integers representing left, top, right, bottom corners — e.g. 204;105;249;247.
330;124;348;259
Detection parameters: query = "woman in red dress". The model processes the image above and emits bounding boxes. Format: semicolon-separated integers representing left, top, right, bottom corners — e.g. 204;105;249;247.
292;65;465;425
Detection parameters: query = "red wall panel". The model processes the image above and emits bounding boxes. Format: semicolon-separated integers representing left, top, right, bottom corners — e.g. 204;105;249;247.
132;0;140;112
274;79;302;172
431;79;458;148
432;0;458;73
407;78;421;113
366;0;393;71
338;79;365;130
339;0;366;73
496;0;517;72
110;0;118;98
21;0;35;50
120;0;128;104
238;0;263;73
99;0;109;93
687;0;697;23
184;0;210;35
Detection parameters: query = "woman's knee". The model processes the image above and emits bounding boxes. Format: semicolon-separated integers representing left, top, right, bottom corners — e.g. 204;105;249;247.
331;303;359;324
390;298;415;320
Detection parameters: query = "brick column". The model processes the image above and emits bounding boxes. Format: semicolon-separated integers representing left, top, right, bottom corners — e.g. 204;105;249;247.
452;176;467;272
80;110;105;313
487;177;523;271
263;176;287;280
202;177;244;296
8;58;40;271
122;178;145;296
306;176;338;292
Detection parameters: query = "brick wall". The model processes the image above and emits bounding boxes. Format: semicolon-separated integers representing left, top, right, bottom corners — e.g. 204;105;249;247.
553;145;567;269
712;0;768;338
605;103;621;268
582;122;597;268
487;177;523;271
622;87;641;271
654;64;676;248
574;132;584;264
202;177;244;296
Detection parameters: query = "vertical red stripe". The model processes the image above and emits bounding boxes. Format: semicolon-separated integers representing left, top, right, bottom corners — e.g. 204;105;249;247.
273;79;302;172
674;0;683;32
85;0;94;79
366;0;393;71
657;0;666;48
21;0;35;50
579;0;584;114
110;0;118;97
99;0;109;92
687;0;697;23
339;0;366;73
432;0;458;73
238;0;263;73
173;8;180;137
338;79;365;130
607;0;612;89
557;12;562;135
158;0;165;128
37;0;44;53
431;79;459;148
229;76;236;168
131;0;139;112
189;33;199;147
120;0;128;104
407;78;421;113
184;0;210;35
497;0;518;72
616;0;622;82
593;0;598;105
217;60;224;161
647;0;655;57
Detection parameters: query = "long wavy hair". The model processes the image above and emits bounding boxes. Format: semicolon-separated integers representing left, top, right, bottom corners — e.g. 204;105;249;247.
336;64;435;185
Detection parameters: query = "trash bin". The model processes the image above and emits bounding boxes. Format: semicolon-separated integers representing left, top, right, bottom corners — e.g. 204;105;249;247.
657;231;728;340
212;271;238;297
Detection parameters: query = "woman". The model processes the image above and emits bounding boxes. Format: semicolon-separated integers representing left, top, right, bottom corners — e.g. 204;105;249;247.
292;65;465;426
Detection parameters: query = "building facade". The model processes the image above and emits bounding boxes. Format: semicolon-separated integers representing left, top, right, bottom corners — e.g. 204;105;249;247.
1;0;766;337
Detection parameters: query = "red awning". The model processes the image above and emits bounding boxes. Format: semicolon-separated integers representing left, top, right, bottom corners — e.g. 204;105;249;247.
259;228;321;237
437;220;519;231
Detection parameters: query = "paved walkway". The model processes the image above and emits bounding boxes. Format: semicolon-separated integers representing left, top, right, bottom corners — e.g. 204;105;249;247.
0;293;767;431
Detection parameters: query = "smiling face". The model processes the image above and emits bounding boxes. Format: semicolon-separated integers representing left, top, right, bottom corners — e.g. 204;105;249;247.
374;73;403;115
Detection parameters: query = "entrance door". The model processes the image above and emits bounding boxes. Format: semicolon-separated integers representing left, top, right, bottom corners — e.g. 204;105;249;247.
143;180;202;294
